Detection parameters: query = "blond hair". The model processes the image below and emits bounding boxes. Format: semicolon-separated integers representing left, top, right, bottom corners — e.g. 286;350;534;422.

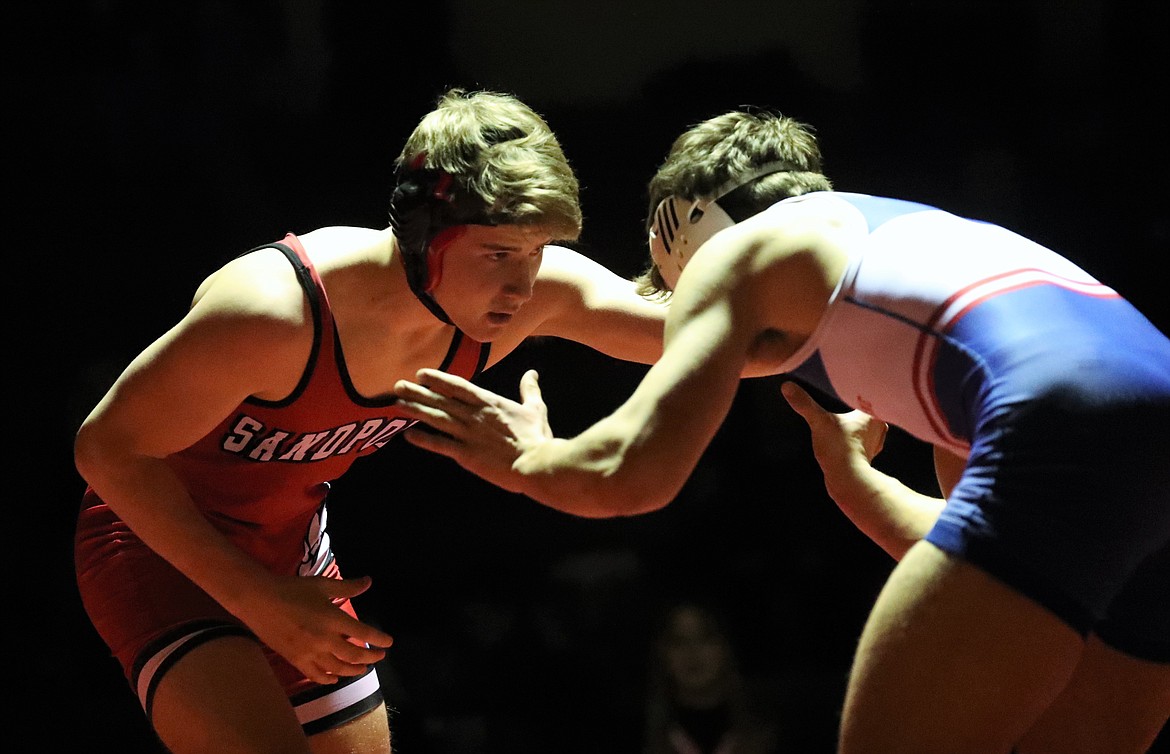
396;88;582;242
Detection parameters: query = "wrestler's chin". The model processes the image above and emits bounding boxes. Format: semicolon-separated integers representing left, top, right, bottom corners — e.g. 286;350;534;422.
464;313;514;342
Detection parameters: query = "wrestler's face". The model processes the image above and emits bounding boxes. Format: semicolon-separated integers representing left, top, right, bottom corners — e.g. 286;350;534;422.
430;224;550;341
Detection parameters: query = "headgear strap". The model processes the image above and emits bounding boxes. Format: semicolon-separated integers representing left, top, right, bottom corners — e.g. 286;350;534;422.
389;153;493;324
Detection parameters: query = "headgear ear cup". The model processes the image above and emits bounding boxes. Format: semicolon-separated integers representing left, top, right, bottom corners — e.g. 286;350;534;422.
649;196;736;269
389;157;457;324
648;160;798;269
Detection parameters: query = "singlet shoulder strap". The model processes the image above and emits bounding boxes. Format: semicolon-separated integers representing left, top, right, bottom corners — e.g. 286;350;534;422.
440;330;490;380
241;233;333;407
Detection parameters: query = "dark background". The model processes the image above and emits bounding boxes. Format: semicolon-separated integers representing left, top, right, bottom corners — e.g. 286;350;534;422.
21;1;1167;751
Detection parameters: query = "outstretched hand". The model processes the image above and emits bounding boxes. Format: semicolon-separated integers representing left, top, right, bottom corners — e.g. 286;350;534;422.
393;368;554;493
781;380;944;560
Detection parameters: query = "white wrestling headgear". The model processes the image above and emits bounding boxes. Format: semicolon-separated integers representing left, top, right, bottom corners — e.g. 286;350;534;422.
649;161;794;268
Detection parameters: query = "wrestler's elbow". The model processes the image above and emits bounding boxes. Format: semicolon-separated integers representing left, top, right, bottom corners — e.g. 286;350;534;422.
581;471;675;518
530;479;672;519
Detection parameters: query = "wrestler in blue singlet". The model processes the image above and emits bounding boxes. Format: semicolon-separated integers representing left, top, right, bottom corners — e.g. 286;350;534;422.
776;192;1170;661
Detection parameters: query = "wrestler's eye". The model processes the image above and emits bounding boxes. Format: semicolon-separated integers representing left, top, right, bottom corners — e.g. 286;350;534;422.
688;206;705;224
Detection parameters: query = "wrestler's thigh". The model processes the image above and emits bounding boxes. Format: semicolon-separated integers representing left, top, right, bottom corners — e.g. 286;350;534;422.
1016;635;1170;754
309;703;391;754
839;541;1083;754
151;634;311;754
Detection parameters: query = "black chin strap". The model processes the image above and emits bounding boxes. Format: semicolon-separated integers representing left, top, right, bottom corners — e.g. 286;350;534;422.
389;164;457;324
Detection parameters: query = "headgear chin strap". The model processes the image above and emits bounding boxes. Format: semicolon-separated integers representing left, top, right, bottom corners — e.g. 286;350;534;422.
389;153;493;324
649;161;794;269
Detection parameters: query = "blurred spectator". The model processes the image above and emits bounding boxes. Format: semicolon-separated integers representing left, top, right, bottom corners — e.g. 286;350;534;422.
642;599;781;754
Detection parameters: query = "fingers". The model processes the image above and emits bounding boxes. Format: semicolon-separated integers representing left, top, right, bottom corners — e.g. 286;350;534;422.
309;638;388;683
311;642;386;682
394;394;461;430
780;381;821;424
392;377;440;404
413;368;489;405
393;377;472;438
519;369;539;396
402;426;461;458
394;369;500;434
311;605;393;683
871;421;889;456
326;574;373;599
518;370;545;410
393;380;459;418
320;576;395;648
294;626;389;685
322;649;382;679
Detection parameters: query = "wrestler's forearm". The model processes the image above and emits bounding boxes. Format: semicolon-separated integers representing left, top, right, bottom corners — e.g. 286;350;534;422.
512;433;673;518
84;457;280;614
822;459;944;560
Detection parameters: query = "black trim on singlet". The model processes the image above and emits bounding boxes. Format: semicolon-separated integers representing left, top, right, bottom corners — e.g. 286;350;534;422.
439;332;460;372
334;322;399;408
135;619;255;720
240;242;324;409
439;328;491;380
439;329;463;372
231;240;490;408
474;338;491;376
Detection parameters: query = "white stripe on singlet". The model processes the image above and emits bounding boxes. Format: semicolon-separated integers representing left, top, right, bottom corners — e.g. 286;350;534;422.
294;668;381;724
